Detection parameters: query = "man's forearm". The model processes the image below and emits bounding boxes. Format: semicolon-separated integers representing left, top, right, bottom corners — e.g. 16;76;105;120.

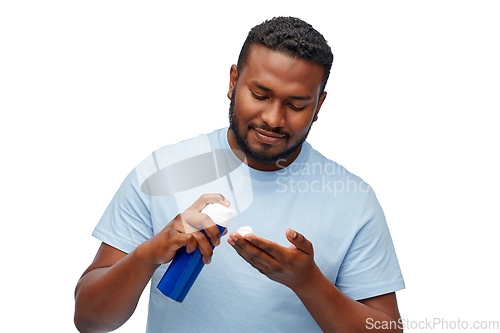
74;246;159;333
293;267;402;333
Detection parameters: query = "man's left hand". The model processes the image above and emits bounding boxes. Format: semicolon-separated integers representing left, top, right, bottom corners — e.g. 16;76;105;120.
228;229;322;292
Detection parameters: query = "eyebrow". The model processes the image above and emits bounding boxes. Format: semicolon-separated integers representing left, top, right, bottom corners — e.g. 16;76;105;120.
251;81;313;101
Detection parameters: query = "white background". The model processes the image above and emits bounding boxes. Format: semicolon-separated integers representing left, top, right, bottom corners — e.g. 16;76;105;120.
1;1;499;332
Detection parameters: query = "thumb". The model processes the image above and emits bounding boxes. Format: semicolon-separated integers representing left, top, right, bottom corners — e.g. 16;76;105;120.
286;229;313;255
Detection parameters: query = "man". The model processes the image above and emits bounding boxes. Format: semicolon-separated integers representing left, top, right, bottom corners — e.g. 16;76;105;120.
74;17;405;332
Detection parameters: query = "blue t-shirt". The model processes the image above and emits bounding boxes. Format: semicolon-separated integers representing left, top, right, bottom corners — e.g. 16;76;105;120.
93;127;405;332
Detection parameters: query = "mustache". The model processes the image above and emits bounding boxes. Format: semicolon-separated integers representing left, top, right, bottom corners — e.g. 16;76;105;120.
249;124;290;138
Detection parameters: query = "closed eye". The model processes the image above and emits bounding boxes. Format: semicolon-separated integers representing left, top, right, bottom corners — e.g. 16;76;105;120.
251;89;306;111
288;104;306;111
250;90;268;101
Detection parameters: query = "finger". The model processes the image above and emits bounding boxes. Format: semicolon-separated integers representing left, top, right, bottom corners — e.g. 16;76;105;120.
203;223;223;246
186;193;231;213
153;232;194;265
189;213;222;246
228;233;271;274
229;233;283;270
212;229;228;246
180;211;215;232
191;230;215;264
179;212;223;248
185;233;198;254
286;229;313;255
240;233;288;262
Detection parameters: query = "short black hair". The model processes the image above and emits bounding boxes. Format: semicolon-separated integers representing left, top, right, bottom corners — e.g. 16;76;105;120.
237;16;334;94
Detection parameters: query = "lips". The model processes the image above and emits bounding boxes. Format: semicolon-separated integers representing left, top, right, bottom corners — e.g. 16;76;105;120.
253;128;286;144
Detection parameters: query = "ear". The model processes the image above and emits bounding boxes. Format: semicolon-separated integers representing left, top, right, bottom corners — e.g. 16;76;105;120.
227;64;238;100
313;91;327;122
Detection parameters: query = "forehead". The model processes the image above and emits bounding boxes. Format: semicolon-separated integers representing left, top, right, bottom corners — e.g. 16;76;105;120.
239;45;324;97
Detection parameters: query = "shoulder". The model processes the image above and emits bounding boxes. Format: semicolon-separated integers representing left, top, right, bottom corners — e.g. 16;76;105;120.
287;142;370;189
153;128;224;160
136;128;224;174
296;143;376;216
134;128;225;197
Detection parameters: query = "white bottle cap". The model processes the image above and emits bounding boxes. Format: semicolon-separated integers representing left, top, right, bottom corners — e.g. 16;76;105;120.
201;203;234;228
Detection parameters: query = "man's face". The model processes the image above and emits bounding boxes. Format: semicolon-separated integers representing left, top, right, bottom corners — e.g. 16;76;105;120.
227;45;327;171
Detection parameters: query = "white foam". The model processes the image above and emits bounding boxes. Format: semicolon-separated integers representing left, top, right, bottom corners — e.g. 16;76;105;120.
237;226;254;237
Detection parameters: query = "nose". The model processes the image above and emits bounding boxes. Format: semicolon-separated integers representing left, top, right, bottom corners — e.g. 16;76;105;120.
260;100;285;128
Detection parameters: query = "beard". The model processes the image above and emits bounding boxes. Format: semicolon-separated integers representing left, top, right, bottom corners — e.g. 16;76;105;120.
228;85;314;164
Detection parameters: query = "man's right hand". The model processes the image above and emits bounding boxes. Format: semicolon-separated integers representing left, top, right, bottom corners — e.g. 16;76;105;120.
138;193;231;266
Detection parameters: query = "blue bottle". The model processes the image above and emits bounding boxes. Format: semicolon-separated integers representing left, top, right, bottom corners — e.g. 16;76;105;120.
157;203;234;302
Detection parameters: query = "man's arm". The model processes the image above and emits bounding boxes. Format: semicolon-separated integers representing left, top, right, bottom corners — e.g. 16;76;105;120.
74;243;157;333
74;194;229;333
228;229;402;333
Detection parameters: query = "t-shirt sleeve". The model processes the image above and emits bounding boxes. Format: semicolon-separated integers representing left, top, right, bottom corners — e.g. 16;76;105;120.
92;168;154;254
335;186;405;300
